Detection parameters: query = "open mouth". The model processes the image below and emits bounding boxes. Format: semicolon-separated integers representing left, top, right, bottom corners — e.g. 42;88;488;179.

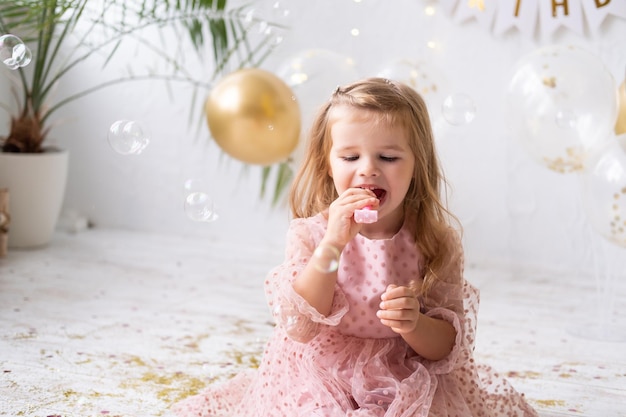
372;188;386;200
360;186;386;203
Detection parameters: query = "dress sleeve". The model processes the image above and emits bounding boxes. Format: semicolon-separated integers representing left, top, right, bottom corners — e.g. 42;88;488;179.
264;218;349;343
418;229;480;375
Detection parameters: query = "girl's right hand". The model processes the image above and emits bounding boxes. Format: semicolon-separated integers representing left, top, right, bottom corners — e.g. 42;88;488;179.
322;188;379;250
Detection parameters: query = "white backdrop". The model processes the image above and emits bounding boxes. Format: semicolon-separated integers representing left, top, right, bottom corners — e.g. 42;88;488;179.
2;0;626;275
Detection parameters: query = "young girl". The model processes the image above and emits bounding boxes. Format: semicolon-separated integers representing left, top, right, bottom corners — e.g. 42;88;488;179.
173;78;538;417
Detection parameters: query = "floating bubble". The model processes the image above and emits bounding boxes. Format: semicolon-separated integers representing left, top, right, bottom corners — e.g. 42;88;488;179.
107;120;150;155
442;93;476;125
312;245;340;273
0;34;32;69
183;179;218;222
184;192;218;222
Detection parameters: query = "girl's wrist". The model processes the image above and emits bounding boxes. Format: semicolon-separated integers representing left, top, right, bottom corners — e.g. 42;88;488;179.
319;238;344;253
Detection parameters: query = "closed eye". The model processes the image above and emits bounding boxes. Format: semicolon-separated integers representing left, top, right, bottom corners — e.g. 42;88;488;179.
342;156;359;161
380;155;399;162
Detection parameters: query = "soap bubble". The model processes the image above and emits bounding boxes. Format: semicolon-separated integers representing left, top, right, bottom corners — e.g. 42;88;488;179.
107;120;150;155
442;93;476;125
183;179;218;222
0;34;32;69
312;245;340;273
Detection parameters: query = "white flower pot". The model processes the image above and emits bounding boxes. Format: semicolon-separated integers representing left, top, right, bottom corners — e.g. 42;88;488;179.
0;149;69;248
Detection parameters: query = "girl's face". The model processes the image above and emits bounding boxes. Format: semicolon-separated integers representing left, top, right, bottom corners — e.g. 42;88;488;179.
328;107;416;236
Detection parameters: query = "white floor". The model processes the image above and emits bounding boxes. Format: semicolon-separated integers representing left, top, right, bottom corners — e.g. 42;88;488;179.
1;228;625;417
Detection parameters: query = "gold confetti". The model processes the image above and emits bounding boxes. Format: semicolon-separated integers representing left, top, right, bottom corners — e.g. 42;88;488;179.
543;152;585;174
468;0;485;11
543;76;556;88
535;399;566;407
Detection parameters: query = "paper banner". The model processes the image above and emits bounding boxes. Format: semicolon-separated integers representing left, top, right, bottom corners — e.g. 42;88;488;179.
453;0;497;29
539;0;585;36
493;0;538;38
440;0;626;38
581;0;626;32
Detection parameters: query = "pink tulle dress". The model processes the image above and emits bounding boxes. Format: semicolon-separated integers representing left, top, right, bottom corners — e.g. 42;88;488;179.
172;214;538;417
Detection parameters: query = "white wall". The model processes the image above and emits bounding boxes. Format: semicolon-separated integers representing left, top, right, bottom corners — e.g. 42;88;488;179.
2;0;626;274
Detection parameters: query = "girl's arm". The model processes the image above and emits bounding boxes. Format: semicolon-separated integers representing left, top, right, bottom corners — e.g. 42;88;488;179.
294;188;378;316
292;237;343;317
377;284;456;361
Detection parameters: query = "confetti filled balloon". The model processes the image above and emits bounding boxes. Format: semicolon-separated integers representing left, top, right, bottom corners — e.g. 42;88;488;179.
580;134;626;248
506;45;618;174
377;59;450;121
205;68;301;166
616;81;626;135
277;49;360;169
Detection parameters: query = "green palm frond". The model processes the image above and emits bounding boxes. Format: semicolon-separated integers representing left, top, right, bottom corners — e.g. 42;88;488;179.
0;0;292;203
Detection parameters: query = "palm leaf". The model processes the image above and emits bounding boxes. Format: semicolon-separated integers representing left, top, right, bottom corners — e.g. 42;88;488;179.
0;0;292;202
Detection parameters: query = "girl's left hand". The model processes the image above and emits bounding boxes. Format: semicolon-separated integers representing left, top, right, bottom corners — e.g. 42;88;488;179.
377;284;421;334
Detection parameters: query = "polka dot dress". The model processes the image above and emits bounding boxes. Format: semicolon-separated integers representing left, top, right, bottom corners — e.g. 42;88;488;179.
172;214;538;417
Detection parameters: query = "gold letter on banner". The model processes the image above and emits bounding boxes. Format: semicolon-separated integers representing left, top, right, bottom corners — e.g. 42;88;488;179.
552;0;570;17
515;0;522;16
594;0;611;7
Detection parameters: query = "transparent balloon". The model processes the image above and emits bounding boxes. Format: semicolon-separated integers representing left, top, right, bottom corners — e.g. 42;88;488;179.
242;1;289;50
555;109;578;130
183;179;218;222
0;34;32;69
580;134;626;248
377;60;450;122
277;49;360;169
107;120;150;155
506;45;618;174
442;93;476;126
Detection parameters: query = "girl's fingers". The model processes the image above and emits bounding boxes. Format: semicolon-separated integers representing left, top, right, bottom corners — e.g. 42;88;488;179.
376;310;418;333
378;286;421;333
380;285;417;302
376;308;417;321
379;298;419;312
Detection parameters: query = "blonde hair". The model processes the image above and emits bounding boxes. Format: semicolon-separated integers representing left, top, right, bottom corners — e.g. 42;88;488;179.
289;77;460;295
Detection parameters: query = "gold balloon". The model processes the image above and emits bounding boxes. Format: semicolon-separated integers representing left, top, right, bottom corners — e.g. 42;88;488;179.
616;81;626;135
205;68;301;165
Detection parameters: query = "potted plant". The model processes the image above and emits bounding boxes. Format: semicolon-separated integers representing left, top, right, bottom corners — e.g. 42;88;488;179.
0;0;283;248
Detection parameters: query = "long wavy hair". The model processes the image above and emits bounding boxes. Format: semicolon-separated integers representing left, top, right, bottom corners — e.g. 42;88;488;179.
289;77;460;295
